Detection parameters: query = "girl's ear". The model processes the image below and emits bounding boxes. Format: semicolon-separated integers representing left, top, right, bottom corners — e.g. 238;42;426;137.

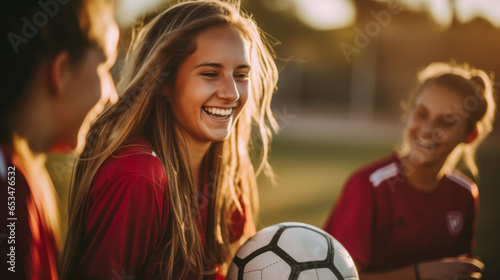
465;127;479;144
49;52;71;97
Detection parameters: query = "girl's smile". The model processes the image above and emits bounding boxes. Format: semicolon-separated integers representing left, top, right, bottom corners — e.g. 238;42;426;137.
202;106;235;120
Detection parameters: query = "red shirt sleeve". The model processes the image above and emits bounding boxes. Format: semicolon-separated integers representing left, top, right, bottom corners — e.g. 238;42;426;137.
75;173;167;279
323;173;374;268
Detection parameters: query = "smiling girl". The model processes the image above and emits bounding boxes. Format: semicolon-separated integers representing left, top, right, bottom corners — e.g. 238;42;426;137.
59;1;278;279
324;62;496;280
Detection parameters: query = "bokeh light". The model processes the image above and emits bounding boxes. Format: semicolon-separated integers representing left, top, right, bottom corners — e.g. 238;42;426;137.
456;0;500;27
115;0;166;27
293;0;356;30
375;0;500;27
266;0;357;30
428;0;453;27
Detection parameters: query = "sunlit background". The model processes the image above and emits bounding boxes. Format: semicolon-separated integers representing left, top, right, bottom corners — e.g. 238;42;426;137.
48;0;500;278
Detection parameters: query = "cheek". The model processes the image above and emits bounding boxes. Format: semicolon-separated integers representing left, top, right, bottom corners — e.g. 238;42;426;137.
431;128;447;143
66;66;101;129
238;84;251;109
406;117;419;134
172;88;202;121
451;129;468;144
79;65;103;109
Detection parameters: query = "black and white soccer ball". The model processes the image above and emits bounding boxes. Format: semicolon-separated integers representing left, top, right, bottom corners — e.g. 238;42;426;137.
226;222;359;280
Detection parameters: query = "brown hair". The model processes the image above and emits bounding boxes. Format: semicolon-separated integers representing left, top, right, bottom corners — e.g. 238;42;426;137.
60;1;278;279
1;0;110;143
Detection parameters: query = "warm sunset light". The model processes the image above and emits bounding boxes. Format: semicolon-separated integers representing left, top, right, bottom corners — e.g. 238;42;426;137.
115;0;166;27
264;0;500;30
292;0;356;30
456;0;500;27
427;0;453;27
374;0;500;27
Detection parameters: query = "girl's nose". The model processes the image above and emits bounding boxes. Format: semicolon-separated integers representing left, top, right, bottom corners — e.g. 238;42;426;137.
216;75;240;103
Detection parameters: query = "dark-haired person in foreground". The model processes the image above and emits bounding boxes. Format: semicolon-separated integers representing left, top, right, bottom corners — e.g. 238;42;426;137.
0;0;119;278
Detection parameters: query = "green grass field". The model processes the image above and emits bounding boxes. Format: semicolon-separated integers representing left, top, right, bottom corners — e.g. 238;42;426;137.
257;140;393;228
48;138;500;278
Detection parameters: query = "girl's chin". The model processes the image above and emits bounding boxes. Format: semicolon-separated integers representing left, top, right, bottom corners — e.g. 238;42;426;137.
407;148;433;165
201;123;235;142
205;132;231;142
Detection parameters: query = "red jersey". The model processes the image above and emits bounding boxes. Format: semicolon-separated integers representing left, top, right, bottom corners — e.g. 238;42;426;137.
0;146;59;279
324;154;478;272
73;139;245;279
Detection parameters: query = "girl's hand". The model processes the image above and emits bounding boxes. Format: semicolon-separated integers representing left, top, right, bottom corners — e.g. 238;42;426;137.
417;257;484;280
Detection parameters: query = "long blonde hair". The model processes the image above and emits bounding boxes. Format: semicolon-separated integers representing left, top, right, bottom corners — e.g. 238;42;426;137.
400;62;497;178
60;1;278;279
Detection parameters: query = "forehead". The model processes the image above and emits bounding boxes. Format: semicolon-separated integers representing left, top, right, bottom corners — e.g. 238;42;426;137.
189;25;251;65
416;84;465;113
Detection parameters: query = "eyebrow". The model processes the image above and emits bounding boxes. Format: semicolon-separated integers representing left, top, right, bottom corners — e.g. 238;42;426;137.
194;62;251;70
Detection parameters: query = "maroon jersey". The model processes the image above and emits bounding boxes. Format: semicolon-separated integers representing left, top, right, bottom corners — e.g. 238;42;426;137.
324;153;477;272
0;146;59;279
73;139;245;279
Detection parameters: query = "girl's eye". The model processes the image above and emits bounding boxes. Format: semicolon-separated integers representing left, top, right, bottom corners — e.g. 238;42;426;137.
414;109;427;119
439;118;457;128
235;73;250;80
201;72;218;78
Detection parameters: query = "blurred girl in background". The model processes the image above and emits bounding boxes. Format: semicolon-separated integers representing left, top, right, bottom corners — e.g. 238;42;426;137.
0;0;118;279
325;62;496;280
60;1;278;279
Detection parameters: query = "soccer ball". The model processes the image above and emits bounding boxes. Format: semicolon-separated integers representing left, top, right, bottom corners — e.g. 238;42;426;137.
226;222;359;280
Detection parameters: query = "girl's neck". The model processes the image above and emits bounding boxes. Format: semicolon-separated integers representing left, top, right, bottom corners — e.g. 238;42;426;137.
400;155;446;193
188;143;210;186
177;130;211;186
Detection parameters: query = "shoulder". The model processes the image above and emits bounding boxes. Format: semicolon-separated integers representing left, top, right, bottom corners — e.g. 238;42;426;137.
87;140;169;222
347;153;400;189
95;139;166;186
90;139;168;203
445;170;478;199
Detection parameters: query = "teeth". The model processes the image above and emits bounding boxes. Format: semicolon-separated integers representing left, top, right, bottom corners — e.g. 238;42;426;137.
416;137;434;148
203;107;233;116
